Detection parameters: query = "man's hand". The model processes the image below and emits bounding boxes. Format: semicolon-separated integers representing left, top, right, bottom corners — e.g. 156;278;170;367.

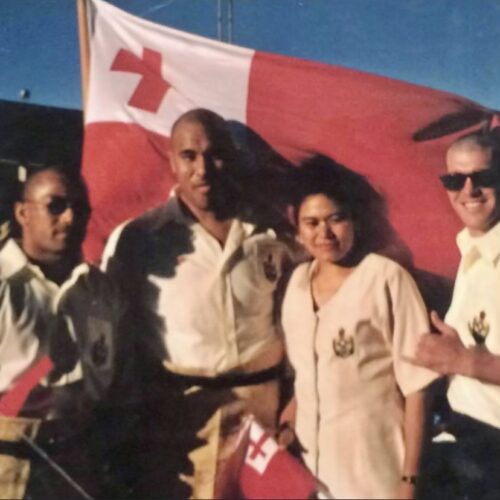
411;311;469;376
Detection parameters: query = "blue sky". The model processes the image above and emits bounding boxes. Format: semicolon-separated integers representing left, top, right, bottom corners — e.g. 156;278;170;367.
1;0;499;111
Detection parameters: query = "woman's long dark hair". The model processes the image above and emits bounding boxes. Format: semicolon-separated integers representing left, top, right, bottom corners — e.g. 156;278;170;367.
291;154;412;267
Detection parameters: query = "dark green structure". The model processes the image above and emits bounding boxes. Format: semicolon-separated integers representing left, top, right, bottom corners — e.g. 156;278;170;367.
0;99;83;229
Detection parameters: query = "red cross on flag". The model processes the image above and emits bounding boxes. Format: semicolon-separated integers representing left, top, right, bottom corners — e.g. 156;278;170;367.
229;416;332;499
83;0;493;277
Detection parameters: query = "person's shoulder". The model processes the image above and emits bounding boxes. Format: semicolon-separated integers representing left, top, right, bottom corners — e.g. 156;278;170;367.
246;222;295;251
59;262;122;306
104;201;176;258
287;260;312;286
364;253;410;280
0;238;28;281
123;200;177;234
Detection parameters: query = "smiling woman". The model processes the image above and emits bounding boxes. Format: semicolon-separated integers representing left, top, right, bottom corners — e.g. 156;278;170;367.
280;154;438;499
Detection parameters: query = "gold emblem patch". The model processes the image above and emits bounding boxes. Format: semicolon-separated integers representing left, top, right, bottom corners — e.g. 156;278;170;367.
333;328;355;358
468;311;490;346
263;253;278;282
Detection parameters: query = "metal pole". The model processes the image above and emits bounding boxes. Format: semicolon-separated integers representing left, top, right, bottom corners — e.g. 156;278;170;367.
217;0;223;41
76;0;91;115
227;0;233;43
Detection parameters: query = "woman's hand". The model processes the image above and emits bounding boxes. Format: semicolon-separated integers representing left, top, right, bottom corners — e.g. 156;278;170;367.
396;480;415;500
276;421;296;449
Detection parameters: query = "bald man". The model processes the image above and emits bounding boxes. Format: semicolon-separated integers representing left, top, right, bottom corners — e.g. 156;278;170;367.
0;167;127;498
412;131;500;499
102;108;291;498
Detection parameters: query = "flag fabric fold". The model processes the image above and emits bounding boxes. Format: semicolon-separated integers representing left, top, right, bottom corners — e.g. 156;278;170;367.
83;0;488;275
215;415;332;499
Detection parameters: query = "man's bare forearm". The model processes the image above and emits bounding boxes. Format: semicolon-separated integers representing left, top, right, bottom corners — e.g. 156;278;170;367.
457;348;500;385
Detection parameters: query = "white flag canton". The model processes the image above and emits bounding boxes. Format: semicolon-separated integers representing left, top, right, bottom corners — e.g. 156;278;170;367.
87;0;254;136
244;420;279;475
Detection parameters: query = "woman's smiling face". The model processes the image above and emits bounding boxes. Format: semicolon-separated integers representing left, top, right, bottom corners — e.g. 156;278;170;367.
297;193;355;264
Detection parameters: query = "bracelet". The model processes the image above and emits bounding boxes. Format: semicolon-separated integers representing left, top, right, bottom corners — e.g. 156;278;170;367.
401;475;418;485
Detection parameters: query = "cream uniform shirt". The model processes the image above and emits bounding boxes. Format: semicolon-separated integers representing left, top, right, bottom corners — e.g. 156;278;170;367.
0;239;123;401
282;253;437;499
447;222;500;429
102;196;290;375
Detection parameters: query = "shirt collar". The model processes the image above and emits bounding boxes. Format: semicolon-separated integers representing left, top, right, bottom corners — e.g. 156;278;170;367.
457;221;500;267
168;189;259;239
0;238;29;279
0;237;90;286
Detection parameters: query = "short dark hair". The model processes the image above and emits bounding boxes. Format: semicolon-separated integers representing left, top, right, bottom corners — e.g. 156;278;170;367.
292;154;409;263
21;165;88;203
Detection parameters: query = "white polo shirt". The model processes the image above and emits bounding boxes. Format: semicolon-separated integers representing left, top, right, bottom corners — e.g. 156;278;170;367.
0;239;124;401
102;196;291;375
447;222;500;429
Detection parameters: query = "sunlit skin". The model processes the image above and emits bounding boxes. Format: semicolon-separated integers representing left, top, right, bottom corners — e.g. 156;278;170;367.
445;145;499;236
297;193;355;264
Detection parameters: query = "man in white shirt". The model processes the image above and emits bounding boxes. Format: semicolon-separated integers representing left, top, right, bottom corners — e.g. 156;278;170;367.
0;167;128;499
412;131;500;499
102;108;291;498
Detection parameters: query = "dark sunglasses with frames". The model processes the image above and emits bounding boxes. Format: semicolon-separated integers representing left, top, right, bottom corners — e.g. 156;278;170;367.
23;196;90;216
439;169;500;191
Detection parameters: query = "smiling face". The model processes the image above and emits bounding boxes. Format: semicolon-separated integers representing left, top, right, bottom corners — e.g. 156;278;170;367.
297;193;355;264
445;144;499;236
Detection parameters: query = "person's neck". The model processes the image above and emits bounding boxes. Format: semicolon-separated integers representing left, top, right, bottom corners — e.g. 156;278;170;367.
467;217;500;238
24;250;79;285
314;259;356;281
311;259;357;308
180;197;233;246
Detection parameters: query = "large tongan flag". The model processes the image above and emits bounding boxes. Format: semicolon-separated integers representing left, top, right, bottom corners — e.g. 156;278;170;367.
83;0;495;276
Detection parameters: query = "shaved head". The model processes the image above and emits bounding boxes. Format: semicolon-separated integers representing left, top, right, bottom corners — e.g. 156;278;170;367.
21;167;87;203
448;130;500;172
170;108;236;156
171;108;226;135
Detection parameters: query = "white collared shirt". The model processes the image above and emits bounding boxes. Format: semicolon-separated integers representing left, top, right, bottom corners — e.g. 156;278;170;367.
282;254;437;498
447;221;500;428
102;196;291;374
0;239;124;400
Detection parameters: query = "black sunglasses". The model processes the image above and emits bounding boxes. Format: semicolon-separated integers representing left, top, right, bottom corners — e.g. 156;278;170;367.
24;196;90;216
439;170;500;191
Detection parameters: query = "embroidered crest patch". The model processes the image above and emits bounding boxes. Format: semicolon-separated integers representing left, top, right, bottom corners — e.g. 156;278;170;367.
255;242;281;283
468;310;489;346
86;317;113;369
333;328;355;358
263;253;278;282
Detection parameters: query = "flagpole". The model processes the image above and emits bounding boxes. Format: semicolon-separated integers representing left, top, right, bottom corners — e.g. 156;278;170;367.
217;0;223;41
77;0;91;115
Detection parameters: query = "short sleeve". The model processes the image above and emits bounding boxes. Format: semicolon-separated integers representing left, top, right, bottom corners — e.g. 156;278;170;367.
388;266;439;396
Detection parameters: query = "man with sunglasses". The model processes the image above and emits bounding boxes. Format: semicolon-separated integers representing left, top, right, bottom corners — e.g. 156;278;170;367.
413;131;500;499
0;167;129;498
